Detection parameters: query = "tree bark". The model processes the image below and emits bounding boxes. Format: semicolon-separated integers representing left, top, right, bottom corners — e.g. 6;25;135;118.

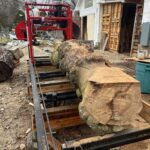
50;40;143;135
0;48;15;82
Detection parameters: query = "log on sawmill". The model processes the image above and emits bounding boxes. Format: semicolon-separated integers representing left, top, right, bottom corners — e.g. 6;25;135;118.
0;47;24;82
50;40;143;135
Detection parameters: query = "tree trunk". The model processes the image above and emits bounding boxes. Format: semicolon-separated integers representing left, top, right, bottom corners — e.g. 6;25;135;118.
0;48;15;82
50;40;143;135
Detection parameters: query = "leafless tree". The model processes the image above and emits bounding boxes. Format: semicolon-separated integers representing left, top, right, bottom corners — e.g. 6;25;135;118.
0;0;22;28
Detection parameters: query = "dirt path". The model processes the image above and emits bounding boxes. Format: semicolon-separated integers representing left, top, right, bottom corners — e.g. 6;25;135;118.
0;49;31;150
0;44;48;150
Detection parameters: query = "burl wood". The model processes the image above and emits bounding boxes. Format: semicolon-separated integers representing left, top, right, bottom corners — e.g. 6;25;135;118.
50;40;143;135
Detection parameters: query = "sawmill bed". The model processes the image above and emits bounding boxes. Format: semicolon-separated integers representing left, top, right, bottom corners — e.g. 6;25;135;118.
27;56;150;150
27;56;101;150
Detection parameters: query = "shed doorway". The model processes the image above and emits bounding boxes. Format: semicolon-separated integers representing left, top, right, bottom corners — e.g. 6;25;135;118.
83;16;87;40
102;2;137;53
119;3;136;53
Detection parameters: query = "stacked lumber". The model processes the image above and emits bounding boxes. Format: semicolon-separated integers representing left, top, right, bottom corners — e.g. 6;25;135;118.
50;40;143;135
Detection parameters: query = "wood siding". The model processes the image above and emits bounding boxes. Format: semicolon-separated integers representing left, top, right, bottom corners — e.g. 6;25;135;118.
102;2;123;51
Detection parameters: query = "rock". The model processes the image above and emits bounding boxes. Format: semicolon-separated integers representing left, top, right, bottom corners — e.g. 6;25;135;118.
15;145;19;149
20;143;25;150
25;128;31;134
5;126;10;130
0;108;4;111
18;100;22;103
29;102;34;107
19;91;24;96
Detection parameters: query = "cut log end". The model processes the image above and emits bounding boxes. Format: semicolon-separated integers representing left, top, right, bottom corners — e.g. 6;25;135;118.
78;67;143;134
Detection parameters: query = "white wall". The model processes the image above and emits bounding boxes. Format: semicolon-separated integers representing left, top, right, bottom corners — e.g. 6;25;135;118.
87;14;95;40
75;0;101;45
97;0;124;3
75;0;96;17
94;3;101;45
75;0;125;45
142;0;150;23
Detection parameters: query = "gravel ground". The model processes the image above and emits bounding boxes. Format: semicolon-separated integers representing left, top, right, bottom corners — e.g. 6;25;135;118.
0;43;49;150
0;48;31;150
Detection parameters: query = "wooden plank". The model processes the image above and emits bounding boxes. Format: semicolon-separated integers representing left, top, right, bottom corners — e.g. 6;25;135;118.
89;67;139;84
33;105;80;129
102;22;110;25
33;116;84;131
29;83;75;95
102;36;108;52
102;2;123;51
36;65;57;73
43;108;79;120
140;100;150;123
28;76;70;91
102;14;110;17
44;105;78;114
39;83;75;93
138;59;150;63
38;78;70;86
48;116;84;130
47;135;62;150
102;3;111;36
37;69;61;74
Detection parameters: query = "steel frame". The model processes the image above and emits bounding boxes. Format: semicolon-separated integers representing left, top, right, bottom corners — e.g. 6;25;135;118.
29;61;49;150
25;2;73;64
29;57;150;150
62;128;150;150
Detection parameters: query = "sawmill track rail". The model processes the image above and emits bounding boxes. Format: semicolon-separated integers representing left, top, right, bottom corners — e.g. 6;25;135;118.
28;56;150;150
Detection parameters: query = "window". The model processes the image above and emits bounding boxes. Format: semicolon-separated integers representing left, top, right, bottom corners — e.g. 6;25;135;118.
85;0;93;8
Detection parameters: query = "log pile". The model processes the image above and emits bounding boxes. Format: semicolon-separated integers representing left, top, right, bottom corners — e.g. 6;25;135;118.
50;40;143;135
0;47;24;82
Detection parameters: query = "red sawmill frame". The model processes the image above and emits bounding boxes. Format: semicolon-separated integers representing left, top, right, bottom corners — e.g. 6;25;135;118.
25;2;73;64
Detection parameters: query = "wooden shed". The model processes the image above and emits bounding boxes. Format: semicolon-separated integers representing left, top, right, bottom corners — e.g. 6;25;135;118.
101;0;144;54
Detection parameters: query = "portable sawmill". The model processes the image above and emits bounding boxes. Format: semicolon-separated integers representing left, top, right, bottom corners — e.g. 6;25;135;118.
14;1;150;150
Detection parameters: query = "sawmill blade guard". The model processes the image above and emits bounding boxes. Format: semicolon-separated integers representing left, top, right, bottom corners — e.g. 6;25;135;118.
15;21;35;41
